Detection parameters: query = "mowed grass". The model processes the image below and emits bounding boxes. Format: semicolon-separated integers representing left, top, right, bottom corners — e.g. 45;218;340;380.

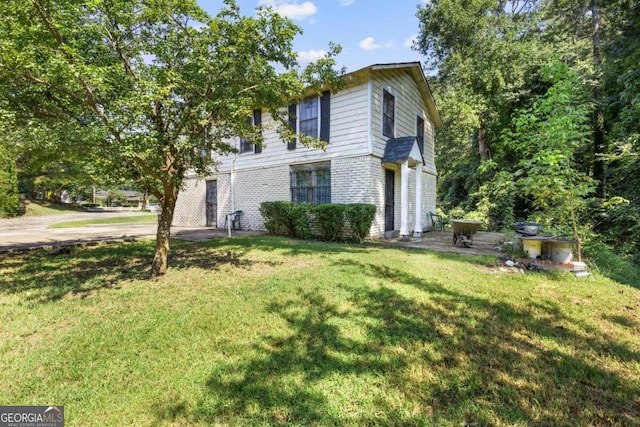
47;214;158;229
0;236;638;426
20;199;86;217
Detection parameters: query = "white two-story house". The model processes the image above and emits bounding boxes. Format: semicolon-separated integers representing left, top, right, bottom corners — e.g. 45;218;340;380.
173;62;442;240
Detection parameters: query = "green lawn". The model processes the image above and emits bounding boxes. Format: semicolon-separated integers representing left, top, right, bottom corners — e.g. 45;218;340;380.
1;236;638;426
20;199;86;216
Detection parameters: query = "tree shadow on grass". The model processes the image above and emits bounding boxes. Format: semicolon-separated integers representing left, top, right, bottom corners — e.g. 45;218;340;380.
186;257;640;426
0;240;266;303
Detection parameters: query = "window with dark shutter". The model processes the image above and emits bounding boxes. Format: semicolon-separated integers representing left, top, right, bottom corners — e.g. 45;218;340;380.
253;109;262;153
417;115;425;154
320;91;330;142
240;110;263;154
240;116;254;153
288;104;297;149
299;96;318;138
383;90;395;138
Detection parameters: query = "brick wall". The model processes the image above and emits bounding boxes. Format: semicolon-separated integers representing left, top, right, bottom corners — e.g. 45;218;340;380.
223;165;290;230
173;177;207;227
175;155;437;236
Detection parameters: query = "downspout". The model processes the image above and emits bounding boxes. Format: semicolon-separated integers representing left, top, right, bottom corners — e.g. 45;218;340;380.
367;78;374;155
229;153;237;237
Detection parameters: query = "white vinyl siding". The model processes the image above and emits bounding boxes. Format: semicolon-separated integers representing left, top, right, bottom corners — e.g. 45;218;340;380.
213;84;370;172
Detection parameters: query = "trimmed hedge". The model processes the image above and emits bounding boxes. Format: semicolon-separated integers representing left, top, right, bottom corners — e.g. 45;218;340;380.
259;201;376;242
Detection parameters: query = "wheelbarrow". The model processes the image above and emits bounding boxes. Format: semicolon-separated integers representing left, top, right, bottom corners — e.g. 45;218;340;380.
450;219;482;247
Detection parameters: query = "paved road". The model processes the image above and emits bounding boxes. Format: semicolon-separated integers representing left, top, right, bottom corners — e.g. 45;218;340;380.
0;211;160;251
0;211;265;252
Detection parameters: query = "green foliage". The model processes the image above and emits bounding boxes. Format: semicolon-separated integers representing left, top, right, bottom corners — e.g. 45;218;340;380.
0;149;19;218
259;201;312;239
591;196;640;266
313;204;345;242
344;203;377;243
0;0;342;275
504;62;594;250
260;202;376;242
471;170;516;231
584;239;640;286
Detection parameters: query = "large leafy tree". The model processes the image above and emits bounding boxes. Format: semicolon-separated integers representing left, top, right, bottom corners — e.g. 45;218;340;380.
504;63;594;259
416;0;551;213
0;0;342;276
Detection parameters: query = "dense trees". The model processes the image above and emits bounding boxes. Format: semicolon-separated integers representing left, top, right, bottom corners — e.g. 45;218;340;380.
416;0;640;264
0;0;342;276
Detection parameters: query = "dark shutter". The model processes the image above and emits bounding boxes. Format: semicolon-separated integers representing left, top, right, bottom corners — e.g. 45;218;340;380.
253;109;262;153
288;104;297;149
320;91;330;142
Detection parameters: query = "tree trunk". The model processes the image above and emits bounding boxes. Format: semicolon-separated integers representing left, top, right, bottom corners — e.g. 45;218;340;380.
151;183;178;277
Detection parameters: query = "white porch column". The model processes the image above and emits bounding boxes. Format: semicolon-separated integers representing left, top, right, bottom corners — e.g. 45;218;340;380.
413;162;423;237
399;160;410;241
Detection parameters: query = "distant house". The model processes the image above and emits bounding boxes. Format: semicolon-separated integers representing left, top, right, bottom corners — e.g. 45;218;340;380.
174;62;442;239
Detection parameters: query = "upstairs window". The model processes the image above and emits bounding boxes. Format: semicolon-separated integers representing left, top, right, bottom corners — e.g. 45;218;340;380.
417;115;425;154
288;91;331;149
300;96;319;138
383;90;395;138
290;163;331;204
240;109;262;154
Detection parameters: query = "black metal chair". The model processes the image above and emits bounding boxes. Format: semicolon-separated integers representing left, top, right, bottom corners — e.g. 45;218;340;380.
225;210;243;230
429;211;445;231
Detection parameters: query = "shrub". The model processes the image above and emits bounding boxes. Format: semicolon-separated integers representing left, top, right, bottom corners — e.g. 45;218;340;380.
259;201;312;239
313;204;346;241
345;204;376;243
260;202;376;243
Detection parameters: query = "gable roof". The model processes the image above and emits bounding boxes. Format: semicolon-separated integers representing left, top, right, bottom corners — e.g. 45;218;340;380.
382;136;424;167
344;62;443;129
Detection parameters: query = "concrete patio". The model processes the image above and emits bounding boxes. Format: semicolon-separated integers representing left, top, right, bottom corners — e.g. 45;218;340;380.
380;230;507;257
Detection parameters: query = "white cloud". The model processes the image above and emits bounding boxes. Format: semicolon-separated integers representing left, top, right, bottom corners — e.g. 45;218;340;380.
404;35;417;48
297;49;327;65
339;0;355;5
359;37;395;51
259;1;318;21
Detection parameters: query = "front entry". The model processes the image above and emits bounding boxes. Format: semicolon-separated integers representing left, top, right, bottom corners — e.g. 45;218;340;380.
384;169;395;232
205;180;217;227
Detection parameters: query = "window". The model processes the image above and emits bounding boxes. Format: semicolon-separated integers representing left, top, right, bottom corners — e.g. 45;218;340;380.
240;109;262;153
383;90;395;138
300;96;319;138
290;163;331;204
288;91;330;149
417;115;425;154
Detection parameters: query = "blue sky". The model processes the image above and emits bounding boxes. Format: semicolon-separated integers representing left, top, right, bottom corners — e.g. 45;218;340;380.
197;0;429;74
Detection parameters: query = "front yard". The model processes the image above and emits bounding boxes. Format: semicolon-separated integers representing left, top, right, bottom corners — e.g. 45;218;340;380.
1;236;638;426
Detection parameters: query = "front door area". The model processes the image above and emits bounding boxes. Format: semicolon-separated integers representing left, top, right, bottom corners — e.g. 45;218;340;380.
205;180;217;227
384;169;395;232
